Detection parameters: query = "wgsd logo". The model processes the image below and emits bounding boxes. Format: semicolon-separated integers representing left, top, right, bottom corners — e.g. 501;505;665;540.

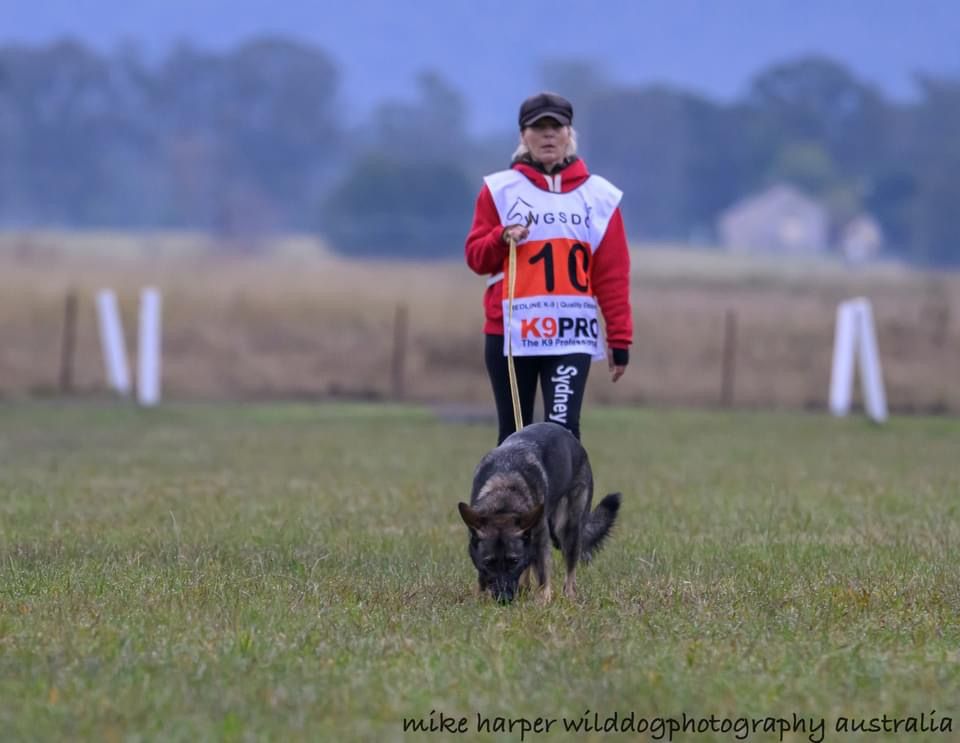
506;197;591;228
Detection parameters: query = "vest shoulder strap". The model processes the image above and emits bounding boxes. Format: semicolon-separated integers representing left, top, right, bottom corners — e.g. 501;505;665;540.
483;169;523;194
580;175;623;245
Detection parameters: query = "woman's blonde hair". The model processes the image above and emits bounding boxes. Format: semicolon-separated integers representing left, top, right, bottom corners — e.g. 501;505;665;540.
511;126;578;162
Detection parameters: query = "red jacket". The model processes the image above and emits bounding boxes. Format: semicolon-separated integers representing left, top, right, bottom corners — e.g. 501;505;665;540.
464;158;633;355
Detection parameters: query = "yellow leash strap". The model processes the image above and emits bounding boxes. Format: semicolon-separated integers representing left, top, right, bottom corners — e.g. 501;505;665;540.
506;236;523;432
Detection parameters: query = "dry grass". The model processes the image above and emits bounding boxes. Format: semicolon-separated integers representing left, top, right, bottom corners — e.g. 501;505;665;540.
1;231;957;411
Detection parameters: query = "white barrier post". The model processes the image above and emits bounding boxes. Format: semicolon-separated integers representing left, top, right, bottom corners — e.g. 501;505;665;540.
829;297;887;423
856;299;888;423
829;299;858;417
96;290;131;396
137;287;163;407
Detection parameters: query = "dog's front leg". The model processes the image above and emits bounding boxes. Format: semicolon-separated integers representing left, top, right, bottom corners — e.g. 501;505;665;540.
533;525;553;604
563;566;577;600
518;566;533;593
475;575;490;598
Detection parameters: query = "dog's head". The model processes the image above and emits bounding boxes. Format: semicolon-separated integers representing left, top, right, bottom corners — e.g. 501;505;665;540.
458;502;543;603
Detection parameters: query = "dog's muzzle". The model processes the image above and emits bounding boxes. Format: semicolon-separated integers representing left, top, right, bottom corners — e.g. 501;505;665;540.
491;581;517;604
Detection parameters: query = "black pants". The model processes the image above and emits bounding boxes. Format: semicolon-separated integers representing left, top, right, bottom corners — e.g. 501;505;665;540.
484;334;592;444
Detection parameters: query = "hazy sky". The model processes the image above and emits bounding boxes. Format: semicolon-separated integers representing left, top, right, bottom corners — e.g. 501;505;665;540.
4;0;958;133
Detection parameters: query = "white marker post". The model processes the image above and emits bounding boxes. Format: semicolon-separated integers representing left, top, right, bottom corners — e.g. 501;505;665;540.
137;287;163;407
828;298;888;423
96;290;131;396
829;300;858;417
856;299;888;422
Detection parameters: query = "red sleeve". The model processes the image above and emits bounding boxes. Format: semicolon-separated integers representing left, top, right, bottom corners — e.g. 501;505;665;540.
465;185;507;275
591;208;633;350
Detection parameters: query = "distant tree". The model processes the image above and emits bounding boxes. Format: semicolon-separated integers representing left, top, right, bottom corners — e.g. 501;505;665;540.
767;141;837;195
764;140;862;227
3;38;959;266
0;37;343;232
154;37;342;231
320;155;474;258
580;86;692;238
467;129;518;182
0;40;149;225
682;99;760;239
746;56;888;175
864;168;916;253
323;70;478;257
368;71;468;163
538;59;613;116
582;85;755;240
906;75;960;265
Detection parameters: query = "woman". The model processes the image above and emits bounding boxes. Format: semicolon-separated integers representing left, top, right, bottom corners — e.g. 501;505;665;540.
465;92;633;444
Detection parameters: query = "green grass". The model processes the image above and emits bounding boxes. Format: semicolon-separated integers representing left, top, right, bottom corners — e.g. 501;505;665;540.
1;403;958;742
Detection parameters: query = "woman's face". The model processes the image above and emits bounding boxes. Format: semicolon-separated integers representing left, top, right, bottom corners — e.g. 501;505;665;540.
521;118;570;169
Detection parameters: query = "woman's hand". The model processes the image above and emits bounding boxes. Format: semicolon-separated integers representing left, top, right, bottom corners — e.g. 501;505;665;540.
501;224;529;245
610;359;627;382
608;346;628;382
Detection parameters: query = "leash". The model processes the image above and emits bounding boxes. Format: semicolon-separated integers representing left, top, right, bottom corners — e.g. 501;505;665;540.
505;212;534;433
506;234;523;432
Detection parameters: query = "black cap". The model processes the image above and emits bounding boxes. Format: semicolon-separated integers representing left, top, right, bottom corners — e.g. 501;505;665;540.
518;92;573;129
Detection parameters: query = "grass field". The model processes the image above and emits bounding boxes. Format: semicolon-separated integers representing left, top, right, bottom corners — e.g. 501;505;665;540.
1;402;958;741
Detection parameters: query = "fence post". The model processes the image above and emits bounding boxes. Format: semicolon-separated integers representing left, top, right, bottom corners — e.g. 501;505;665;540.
59;290;78;394
391;303;408;401
721;308;737;407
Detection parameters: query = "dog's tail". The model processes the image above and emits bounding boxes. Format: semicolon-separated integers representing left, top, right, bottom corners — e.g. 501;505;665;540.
582;492;622;562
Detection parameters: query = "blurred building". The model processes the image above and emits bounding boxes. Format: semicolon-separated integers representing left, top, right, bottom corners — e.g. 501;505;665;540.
717;184;829;255
839;213;885;263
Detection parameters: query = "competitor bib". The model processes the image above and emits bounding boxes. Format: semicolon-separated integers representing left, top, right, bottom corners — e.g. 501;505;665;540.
483;169;622;360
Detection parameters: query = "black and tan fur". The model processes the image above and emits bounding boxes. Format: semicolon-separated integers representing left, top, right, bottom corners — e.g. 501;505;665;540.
458;422;621;603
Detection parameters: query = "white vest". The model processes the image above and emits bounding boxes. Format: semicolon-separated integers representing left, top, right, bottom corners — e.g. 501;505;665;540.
483;168;622;360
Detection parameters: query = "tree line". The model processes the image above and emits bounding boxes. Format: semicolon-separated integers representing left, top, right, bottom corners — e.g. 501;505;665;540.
1;38;958;265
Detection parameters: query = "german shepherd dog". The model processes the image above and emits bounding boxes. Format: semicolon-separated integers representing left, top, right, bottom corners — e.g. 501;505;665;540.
458;422;621;603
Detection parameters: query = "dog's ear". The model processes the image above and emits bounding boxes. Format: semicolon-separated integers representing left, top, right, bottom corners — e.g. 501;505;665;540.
516;503;544;533
458;502;485;532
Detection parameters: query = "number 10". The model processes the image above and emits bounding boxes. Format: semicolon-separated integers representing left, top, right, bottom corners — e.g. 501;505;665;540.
529;242;589;293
